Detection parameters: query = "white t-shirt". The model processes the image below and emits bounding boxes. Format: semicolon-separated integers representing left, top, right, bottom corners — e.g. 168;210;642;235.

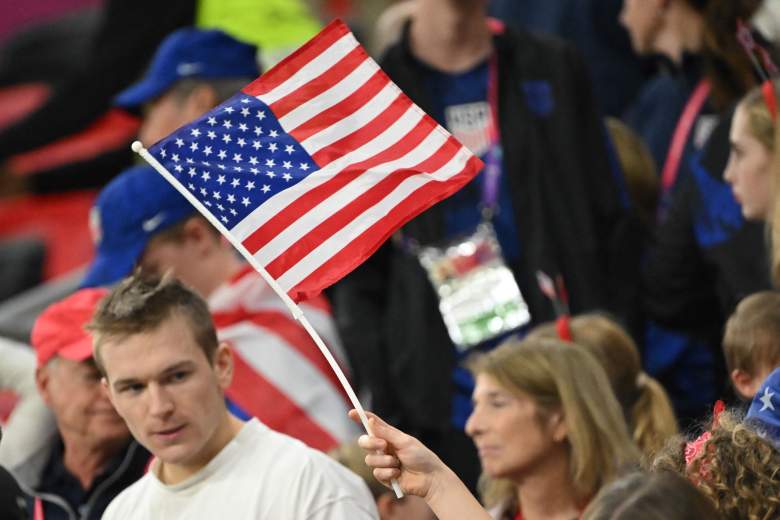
102;419;378;519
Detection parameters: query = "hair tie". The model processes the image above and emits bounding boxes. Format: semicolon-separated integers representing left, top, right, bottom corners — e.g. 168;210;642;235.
635;371;648;389
762;80;778;121
737;19;779;121
555;315;572;342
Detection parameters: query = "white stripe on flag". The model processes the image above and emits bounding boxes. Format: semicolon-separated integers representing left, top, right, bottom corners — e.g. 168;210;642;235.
275;58;380;132
255;33;360;106
230;104;424;242
299;81;399;156
274;146;474;291
255;128;448;264
223;321;359;442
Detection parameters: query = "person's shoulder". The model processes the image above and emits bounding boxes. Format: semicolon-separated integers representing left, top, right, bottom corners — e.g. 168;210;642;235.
244;421;370;490
101;472;153;519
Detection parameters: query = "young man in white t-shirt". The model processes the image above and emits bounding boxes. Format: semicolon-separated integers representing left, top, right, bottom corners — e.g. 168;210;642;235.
90;273;377;519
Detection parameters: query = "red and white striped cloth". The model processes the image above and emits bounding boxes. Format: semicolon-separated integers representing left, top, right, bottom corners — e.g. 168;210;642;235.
210;266;357;451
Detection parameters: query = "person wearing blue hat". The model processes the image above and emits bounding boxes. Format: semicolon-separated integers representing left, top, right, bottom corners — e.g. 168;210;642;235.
114;27;260;148
81;28;359;455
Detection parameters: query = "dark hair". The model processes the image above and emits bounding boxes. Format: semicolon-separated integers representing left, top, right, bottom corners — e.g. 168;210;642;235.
582;471;722;520
89;272;218;376
691;0;765;110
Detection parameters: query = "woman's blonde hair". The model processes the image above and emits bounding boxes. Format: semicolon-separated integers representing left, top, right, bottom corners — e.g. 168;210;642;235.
528;315;678;461
686;410;780;518
738;79;780;285
468;337;639;511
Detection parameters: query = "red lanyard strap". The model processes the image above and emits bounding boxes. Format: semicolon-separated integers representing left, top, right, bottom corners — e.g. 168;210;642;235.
660;79;711;194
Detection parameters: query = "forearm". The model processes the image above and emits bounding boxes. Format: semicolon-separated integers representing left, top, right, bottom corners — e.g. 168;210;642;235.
425;466;492;520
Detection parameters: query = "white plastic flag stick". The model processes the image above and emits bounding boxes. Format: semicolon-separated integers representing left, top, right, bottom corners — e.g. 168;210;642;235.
132;141;404;499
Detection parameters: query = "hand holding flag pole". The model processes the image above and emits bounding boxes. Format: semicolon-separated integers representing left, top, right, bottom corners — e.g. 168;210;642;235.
133;140;405;498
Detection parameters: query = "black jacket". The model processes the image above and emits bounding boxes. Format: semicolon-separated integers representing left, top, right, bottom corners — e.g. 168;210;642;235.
15;437;149;520
332;23;643;487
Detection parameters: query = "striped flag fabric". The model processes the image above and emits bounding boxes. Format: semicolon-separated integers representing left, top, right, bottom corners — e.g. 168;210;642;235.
147;19;482;302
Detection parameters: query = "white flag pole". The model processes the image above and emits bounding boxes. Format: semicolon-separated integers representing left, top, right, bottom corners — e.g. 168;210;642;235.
132;141;404;499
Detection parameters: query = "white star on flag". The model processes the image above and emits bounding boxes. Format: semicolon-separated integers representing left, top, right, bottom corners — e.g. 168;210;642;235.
760;387;775;412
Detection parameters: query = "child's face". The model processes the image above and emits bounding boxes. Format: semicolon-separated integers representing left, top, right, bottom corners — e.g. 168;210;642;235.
732;365;776;400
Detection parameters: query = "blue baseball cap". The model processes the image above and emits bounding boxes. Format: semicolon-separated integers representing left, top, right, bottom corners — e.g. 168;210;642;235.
745;367;780;446
115;28;259;108
80;165;196;288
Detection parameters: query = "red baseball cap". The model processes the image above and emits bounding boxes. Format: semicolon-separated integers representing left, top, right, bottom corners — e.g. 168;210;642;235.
31;288;109;367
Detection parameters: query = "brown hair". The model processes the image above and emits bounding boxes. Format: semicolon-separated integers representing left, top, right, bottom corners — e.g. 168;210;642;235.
686;410;780;519
469;337;639;511
605;118;659;228
88;272;218;377
723;291;780;376
688;0;764;110
330;441;387;500
582;470;722;520
528;315;678;462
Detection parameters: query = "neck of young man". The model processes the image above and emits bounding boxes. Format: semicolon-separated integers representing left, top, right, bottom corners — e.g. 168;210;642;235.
654;2;704;66
409;0;493;73
196;247;248;299
61;433;128;490
156;412;244;486
513;448;581;520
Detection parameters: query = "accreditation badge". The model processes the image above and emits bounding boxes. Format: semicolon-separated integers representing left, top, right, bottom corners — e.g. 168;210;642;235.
418;222;530;352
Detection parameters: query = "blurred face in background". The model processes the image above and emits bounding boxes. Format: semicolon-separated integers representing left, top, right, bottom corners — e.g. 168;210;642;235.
724;104;774;221
465;374;565;481
36;357;129;447
620;0;664;54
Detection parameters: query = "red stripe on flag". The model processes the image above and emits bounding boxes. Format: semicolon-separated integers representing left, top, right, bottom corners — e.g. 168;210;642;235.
242;20;350;98
270;45;368;120
301;293;333;314
289;69;389;143
288;153;484;302
311;93;413;167
265;133;457;279
213;309;350;403
241;114;436;255
228;353;338;451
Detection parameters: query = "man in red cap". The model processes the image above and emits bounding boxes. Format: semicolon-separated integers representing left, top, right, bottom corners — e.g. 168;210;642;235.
11;288;149;520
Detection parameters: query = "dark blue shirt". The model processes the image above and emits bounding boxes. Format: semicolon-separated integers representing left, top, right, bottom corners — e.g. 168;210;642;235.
422;58;521;262
32;438;147;520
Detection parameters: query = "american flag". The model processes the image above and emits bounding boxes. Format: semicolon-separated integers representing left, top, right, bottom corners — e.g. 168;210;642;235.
148;19;482;302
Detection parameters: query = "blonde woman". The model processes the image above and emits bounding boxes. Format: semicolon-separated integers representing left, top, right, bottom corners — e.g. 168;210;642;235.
723;79;780;283
528;314;678;461
354;337;639;520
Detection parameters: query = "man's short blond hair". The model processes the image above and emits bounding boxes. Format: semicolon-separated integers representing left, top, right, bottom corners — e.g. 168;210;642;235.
88;272;218;377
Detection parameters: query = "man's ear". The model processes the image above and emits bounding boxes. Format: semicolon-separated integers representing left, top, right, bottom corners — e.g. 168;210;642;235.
182;217;220;254
184;84;218;121
35;365;54;406
731;368;759;400
213;342;234;390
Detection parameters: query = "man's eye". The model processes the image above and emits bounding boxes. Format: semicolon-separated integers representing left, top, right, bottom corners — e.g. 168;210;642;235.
170;371;190;383
120;384;144;394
